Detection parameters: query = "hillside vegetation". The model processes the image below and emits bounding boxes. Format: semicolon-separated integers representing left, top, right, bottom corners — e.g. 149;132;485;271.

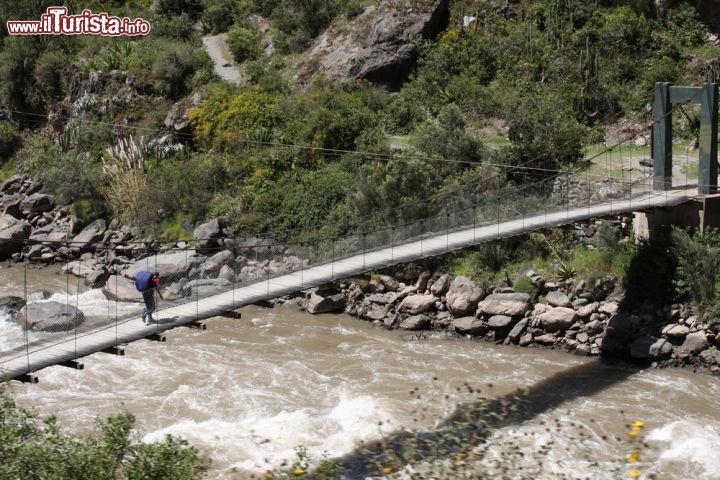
0;0;718;242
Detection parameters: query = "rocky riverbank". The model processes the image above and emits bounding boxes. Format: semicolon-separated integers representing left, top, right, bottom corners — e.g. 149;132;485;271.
286;266;720;376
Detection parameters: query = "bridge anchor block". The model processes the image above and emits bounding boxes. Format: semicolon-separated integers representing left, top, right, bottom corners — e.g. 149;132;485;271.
101;346;125;356
185;322;206;330
17;373;39;384
59;360;84;370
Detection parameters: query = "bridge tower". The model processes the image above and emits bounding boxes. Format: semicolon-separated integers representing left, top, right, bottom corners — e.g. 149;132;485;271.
653;82;718;195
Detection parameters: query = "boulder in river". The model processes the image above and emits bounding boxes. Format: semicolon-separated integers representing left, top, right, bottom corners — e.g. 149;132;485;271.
17;301;85;332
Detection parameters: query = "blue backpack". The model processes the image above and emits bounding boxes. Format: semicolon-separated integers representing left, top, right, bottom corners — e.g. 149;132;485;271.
135;271;154;292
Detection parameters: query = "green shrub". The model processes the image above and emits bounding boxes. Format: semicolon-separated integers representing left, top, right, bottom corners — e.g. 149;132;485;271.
513;274;539;298
226;25;262;63
278;78;382;152
149;42;211;98
201;0;250;34
71;198;110;225
188;85;280;151
0;388;210;479
671;227;720;316
16;133;102;205
153;212;195;241
150;12;198;40
381;93;427;134
248;164;355;241
344;0;366;18
0;120;19;158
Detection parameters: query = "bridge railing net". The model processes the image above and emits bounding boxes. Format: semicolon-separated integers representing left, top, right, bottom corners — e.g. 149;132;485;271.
0;168;683;372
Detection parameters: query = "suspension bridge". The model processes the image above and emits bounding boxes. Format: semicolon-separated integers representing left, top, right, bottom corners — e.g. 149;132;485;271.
1;81;718;383
0;167;703;383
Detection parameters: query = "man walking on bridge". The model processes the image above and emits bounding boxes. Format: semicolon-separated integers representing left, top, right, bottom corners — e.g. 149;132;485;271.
136;271;164;324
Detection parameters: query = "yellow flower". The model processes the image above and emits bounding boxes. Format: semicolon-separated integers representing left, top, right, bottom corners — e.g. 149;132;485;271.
631;420;645;429
627;451;641;462
382;466;394;474
293;468;306;476
628;428;641;439
628;470;642;478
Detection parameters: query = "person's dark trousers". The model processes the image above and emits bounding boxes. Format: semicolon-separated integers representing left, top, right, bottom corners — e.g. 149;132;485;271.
142;289;156;321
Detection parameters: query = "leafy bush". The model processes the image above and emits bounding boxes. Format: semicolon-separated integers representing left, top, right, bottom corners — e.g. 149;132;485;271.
268;0;342;53
671;227;720;316
16;133;102;205
70;198;109;225
381;93;427;134
277;78;382;152
409;30;497;115
188;85;280;150
0;388;210;479
0;120;19;158
226;25;262;63
247;163;355;240
148;42;212;99
411;104;487;171
201;0;250;34
150;12;198;40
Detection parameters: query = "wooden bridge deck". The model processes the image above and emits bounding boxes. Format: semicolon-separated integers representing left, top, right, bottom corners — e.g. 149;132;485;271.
0;188;694;382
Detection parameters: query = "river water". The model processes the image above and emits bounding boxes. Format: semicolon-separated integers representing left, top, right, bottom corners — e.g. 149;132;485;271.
2;263;720;479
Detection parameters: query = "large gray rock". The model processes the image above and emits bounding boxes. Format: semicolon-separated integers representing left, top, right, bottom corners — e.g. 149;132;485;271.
445;276;483;316
545;291;572;308
0;175;25;195
398;294;436;315
399;314;431;330
17;301;85;332
19;193;55;217
201;249;235;275
507;318;529;343
193;218;224;255
378;274;400;292
368;292;397;305
429;273;452;296
305;0;450;89
538;307;577;333
85;266;110;287
102;275;142;302
0;295;25;319
61;260;95;278
680;331;709;355
164;99;192;134
0;214;31;259
576;302;599;318
70;219;106;251
415;271;431;292
307;292;347;314
662;323;690;338
452;316;489;336
183;278;232;297
476;293;530;317
125;251;206;280
1;193;22;217
649;338;673;360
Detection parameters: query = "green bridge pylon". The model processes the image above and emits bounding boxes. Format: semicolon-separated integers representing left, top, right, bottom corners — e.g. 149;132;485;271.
653;82;718;195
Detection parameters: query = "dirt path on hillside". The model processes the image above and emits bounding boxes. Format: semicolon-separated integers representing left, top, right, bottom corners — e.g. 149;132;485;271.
201;34;242;84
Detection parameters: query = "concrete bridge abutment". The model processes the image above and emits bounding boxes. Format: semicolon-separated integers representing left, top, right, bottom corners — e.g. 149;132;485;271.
633;194;720;239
